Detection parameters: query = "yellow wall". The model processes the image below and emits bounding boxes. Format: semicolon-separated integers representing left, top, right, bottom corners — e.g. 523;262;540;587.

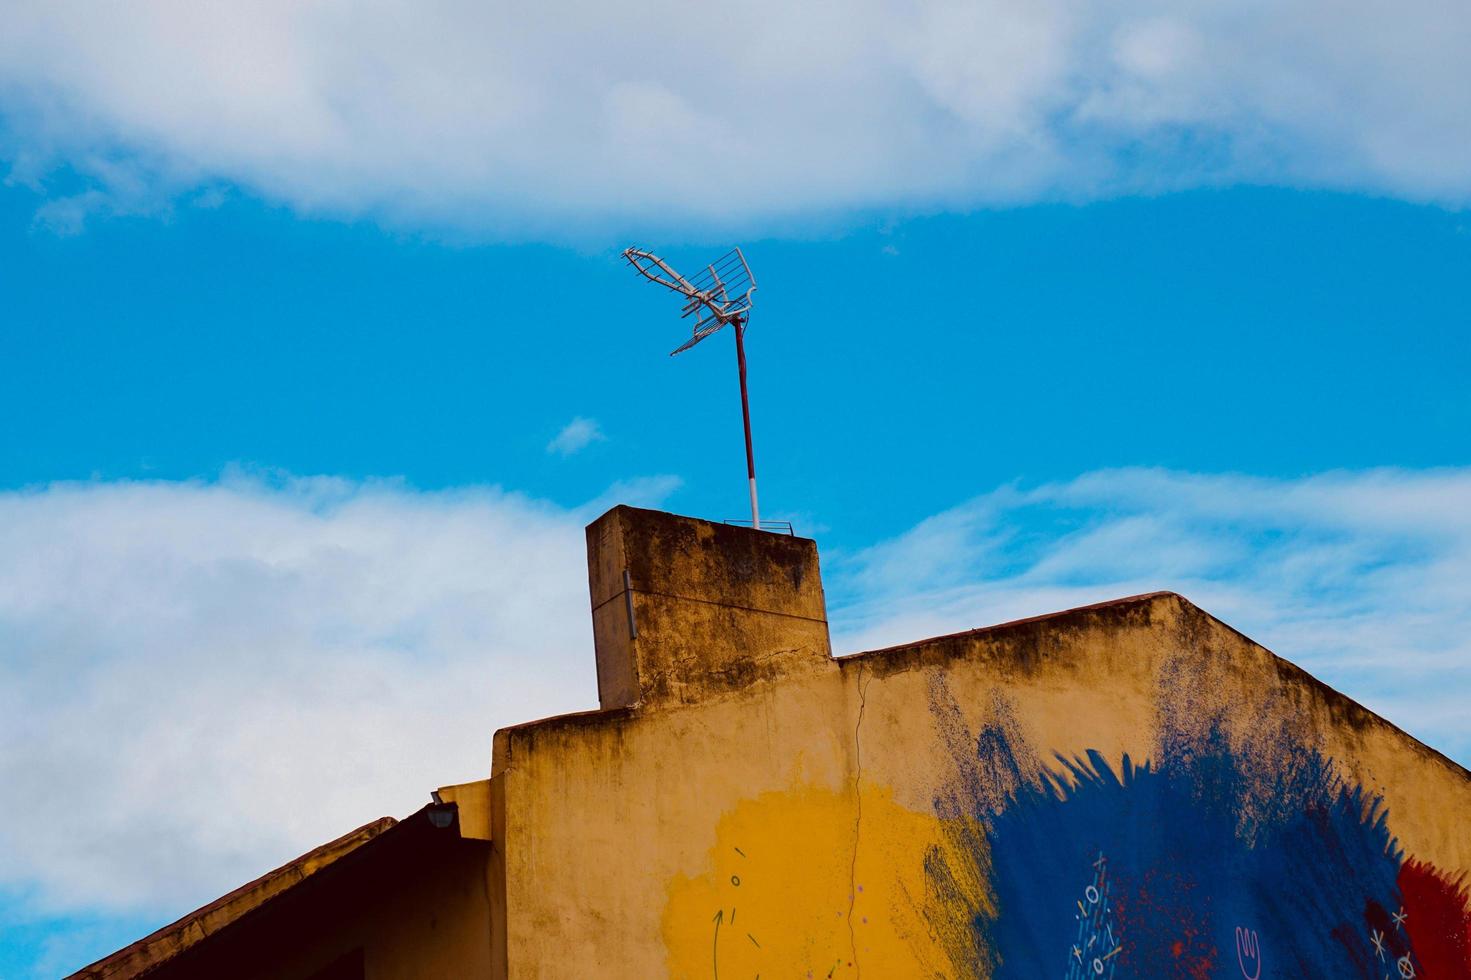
488;509;1471;978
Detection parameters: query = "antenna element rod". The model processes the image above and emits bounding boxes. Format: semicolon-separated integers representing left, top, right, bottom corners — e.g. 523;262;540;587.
734;317;760;530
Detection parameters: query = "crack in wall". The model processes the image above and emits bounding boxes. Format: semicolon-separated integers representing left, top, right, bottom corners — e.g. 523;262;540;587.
846;664;872;977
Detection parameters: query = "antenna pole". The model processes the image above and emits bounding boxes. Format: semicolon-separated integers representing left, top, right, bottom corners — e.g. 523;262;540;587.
733;316;760;530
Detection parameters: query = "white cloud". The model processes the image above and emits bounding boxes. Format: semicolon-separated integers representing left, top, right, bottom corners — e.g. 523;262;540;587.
0;464;1467;945
0;472;684;918
0;0;1467;236
829;467;1471;768
546;417;605;457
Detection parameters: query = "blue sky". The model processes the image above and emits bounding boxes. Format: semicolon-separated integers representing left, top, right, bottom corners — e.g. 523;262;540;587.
5;184;1467;541
2;2;1470;976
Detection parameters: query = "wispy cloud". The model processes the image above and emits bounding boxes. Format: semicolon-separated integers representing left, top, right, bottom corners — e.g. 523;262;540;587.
0;0;1468;235
546;417;605;457
828;467;1471;767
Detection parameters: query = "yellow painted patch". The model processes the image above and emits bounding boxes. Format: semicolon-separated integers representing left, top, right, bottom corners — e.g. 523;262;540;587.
662;783;993;978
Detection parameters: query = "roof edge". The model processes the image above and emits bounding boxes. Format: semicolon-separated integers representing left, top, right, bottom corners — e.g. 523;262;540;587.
835;590;1184;662
69;816;397;979
491;592;1186;743
842;589;1471;783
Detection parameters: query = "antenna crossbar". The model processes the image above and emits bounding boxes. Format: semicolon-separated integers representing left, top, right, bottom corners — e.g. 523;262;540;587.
624;247;756;345
622;245;764;529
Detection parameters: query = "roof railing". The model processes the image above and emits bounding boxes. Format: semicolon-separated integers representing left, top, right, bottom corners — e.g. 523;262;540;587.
722;519;795;536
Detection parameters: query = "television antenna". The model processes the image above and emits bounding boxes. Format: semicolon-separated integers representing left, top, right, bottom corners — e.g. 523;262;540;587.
622;246;763;530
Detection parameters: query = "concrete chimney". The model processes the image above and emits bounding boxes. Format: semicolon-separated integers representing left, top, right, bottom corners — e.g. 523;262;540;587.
585;506;832;710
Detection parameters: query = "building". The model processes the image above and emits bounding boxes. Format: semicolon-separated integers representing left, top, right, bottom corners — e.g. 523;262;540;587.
75;506;1471;978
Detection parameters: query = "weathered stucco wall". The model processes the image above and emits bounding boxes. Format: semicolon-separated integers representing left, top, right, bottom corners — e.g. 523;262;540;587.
491;508;1471;978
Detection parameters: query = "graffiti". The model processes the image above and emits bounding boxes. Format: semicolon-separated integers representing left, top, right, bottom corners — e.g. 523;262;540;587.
1234;927;1261;979
921;680;1471;977
1396;859;1471;975
1067;853;1122;979
709;847;760;979
664;681;1471;978
1365;895;1422;979
711;907;724;979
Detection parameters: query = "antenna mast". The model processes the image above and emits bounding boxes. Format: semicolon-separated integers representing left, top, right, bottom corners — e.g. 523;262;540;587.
622;246;762;530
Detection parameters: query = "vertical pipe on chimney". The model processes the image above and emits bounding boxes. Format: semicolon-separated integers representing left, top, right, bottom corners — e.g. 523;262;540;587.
622;568;638;639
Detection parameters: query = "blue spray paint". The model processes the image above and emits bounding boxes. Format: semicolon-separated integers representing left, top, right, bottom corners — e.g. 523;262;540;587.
923;681;1419;977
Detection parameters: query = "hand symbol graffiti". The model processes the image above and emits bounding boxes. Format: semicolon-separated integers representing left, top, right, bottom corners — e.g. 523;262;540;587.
1235;926;1262;980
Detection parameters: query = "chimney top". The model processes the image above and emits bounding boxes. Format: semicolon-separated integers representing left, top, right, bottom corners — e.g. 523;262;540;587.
585;506;831;710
